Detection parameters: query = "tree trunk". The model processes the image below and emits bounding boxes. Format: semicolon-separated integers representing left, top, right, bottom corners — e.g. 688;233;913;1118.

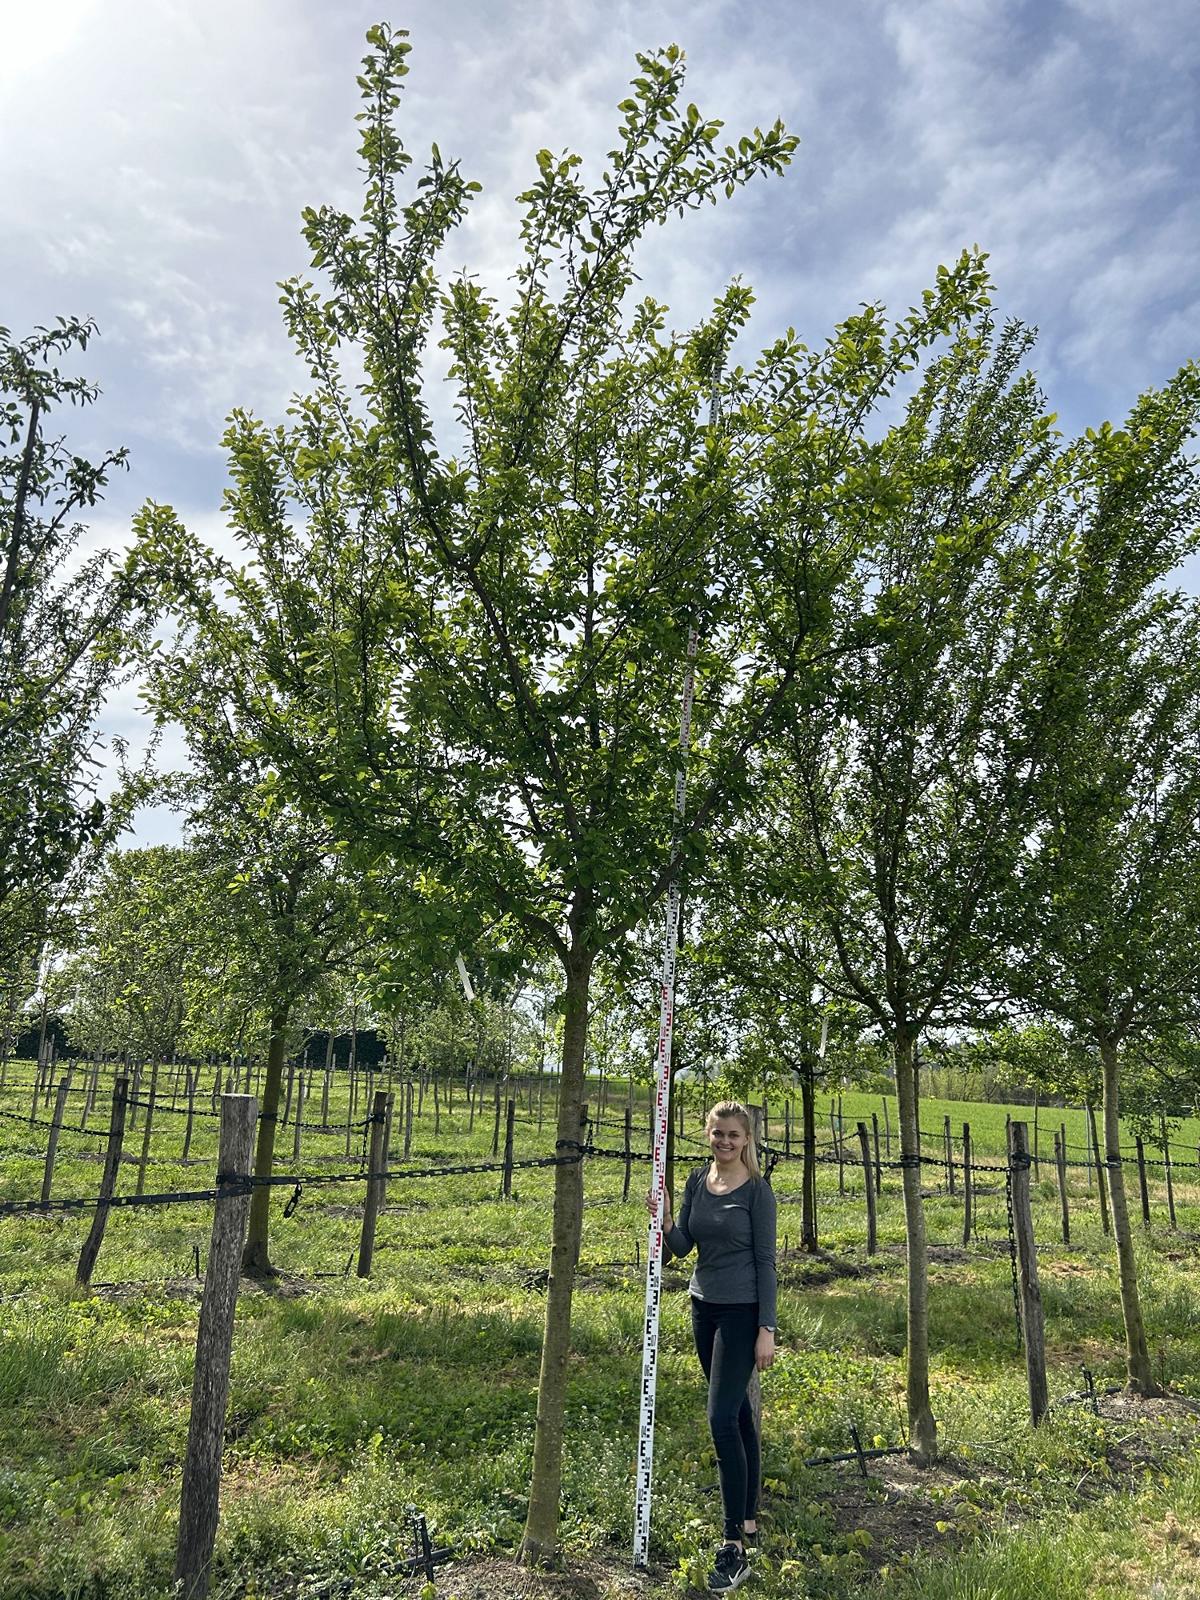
1099;1038;1159;1395
894;1028;937;1462
800;1060;818;1252
520;948;593;1565
241;1004;289;1275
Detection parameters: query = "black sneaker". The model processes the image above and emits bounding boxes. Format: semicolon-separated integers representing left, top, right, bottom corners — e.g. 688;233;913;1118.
708;1542;750;1593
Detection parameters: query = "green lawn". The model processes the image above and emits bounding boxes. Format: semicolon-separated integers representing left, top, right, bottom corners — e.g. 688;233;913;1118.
3;1065;1200;1598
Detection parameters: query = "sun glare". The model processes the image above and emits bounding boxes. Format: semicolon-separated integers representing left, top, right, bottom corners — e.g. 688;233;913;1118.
0;0;100;85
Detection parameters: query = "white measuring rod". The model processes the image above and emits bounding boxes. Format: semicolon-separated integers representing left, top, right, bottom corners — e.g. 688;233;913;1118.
633;627;698;1570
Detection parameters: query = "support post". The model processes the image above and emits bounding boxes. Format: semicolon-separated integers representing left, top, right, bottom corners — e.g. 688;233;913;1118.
1009;1122;1048;1426
961;1122;973;1247
292;1068;305;1165
76;1076;129;1289
41;1070;72;1203
1135;1136;1151;1227
357;1090;389;1278
1162;1117;1176;1229
380;1091;393;1207
501;1098;516;1199
1055;1130;1070;1245
857;1121;877;1256
135;1057;159;1197
173;1094;257;1600
1087;1102;1110;1236
183;1066;198;1162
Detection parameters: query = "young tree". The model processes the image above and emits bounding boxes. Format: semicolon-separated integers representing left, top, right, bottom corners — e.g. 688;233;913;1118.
152;27;991;1556
147;640;366;1274
60;845;224;1061
1003;374;1200;1392
766;316;1090;1461
0;319;162;969
692;878;864;1251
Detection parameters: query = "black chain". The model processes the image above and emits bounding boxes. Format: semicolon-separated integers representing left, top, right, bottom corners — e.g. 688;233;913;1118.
1004;1166;1022;1350
0;1106;109;1142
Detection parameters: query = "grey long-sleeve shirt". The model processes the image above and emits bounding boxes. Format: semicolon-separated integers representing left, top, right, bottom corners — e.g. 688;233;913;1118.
665;1165;777;1329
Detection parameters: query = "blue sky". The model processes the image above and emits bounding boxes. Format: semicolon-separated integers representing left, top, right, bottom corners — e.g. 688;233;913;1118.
5;0;1198;840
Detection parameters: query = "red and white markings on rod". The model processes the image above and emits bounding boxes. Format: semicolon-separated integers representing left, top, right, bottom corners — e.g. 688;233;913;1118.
633;628;698;1571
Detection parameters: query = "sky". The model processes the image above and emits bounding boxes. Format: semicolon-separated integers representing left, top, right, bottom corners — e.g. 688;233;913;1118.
4;0;1198;844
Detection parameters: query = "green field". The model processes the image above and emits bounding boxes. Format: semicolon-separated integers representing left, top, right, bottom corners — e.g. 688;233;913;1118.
3;1066;1200;1599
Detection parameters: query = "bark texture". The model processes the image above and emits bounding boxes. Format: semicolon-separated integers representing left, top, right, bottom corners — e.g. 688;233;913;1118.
1100;1038;1160;1395
520;950;593;1563
241;1005;289;1275
895;1030;937;1462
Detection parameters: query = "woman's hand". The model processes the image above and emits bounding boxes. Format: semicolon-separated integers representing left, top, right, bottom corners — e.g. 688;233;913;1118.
645;1187;673;1233
754;1328;776;1372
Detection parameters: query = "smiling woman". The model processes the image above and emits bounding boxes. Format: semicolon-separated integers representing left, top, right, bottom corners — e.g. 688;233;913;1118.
650;1100;778;1592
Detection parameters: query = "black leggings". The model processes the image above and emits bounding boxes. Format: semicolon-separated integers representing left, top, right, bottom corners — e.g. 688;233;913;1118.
690;1297;761;1541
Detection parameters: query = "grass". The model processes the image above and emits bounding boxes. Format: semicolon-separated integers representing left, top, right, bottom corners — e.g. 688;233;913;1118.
3;1062;1200;1597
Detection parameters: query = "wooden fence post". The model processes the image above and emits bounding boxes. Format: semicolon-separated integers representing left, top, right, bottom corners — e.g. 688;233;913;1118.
1161;1117;1176;1229
622;1103;633;1202
943;1113;954;1194
1087;1102;1110;1236
961;1122;973;1247
857;1122;877;1256
77;1076;129;1289
501;1098;516;1199
129;1058;143;1130
380;1091;394;1208
1054;1130;1070;1245
82;1056;100;1129
41;1070;72;1203
182;1066;198;1163
871;1112;881;1196
357;1090;389;1278
404;1080;414;1158
1135;1136;1151;1226
173;1094;257;1600
492;1082;503;1157
292;1068;306;1165
135;1057;159;1197
1009;1121;1048;1426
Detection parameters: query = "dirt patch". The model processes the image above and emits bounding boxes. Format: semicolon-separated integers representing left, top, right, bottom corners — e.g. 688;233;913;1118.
410;1552;660;1599
92;1276;205;1303
777;1248;878;1287
815;1452;981;1571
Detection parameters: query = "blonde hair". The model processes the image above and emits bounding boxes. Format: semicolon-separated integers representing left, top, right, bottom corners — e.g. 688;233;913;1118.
706;1100;761;1179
